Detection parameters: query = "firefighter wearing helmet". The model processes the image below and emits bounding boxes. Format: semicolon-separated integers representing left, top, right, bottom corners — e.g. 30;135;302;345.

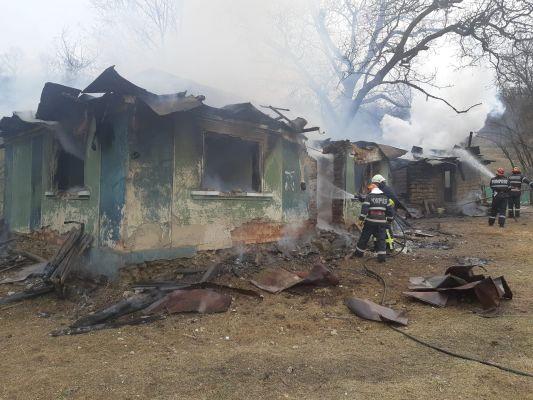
508;166;533;218
353;183;394;262
488;168;511;227
371;174;406;212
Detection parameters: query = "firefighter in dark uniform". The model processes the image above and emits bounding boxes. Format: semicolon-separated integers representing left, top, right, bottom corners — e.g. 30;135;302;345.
508;166;533;218
354;183;394;262
489;168;510;227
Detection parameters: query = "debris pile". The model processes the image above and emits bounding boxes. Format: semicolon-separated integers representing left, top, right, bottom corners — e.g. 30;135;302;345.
0;224;92;305
404;264;512;310
52;263;339;335
250;263;339;293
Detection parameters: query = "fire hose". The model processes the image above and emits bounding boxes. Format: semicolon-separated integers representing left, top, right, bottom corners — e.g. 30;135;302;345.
361;265;533;378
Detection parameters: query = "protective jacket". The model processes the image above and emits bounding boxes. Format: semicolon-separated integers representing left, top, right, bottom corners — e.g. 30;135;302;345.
360;188;394;224
489;175;510;227
508;173;532;193
355;188;394;262
489;176;510;196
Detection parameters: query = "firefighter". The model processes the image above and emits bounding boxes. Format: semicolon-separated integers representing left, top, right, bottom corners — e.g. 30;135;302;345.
489;168;510;227
371;174;407;213
508;166;533;218
353;183;394;262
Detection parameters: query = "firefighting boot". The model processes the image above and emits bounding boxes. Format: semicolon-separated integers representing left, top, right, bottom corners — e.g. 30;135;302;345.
516;209;520;218
508;209;514;218
353;249;364;258
498;216;506;228
488;217;495;226
377;254;386;263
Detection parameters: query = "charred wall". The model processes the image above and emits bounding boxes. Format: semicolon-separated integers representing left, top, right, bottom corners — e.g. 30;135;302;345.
121;111;314;252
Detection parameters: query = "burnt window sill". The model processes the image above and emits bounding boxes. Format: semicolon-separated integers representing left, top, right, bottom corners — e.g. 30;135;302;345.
191;190;273;200
45;189;91;200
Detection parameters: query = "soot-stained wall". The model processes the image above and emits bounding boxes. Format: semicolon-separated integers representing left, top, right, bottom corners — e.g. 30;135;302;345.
4;102;315;255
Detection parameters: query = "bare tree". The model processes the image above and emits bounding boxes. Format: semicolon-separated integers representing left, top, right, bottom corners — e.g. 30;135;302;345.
481;39;533;179
91;0;182;48
272;0;533;135
48;29;98;85
0;47;22;111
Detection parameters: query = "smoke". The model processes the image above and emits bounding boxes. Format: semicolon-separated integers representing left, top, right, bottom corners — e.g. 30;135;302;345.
0;0;504;155
381;47;504;150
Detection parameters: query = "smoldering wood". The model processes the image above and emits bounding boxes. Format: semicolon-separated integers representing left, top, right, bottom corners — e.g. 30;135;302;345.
51;315;166;337
70;290;165;328
14;250;48;264
0;284;55;305
132;281;264;300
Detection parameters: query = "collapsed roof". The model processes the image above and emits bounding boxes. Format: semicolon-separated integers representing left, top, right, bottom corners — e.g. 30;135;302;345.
322;139;407;163
0;66;310;140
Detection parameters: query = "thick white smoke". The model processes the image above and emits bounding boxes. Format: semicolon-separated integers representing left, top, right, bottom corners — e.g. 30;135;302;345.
381;47;504;150
1;0;503;153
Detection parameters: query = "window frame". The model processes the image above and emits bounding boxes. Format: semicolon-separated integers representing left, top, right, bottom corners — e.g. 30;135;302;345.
200;130;264;193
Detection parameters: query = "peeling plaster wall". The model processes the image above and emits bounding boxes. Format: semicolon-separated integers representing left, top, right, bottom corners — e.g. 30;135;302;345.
98;110;130;248
168;115;287;250
123;108;173;251
4;102;314;260
40;129;101;239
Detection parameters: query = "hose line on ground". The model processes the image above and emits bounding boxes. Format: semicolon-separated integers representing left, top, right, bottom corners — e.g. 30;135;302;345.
362;265;533;379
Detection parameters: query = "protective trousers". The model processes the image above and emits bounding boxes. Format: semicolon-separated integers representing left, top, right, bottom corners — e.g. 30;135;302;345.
489;194;507;227
508;193;521;218
355;221;387;261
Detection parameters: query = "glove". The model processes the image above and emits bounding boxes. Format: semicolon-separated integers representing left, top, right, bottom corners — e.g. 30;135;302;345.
358;216;365;223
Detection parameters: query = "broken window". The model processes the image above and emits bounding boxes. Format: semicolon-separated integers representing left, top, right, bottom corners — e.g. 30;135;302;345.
54;147;85;191
202;132;261;192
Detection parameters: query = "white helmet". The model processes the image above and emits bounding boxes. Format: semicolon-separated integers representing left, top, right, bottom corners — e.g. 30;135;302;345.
371;174;386;184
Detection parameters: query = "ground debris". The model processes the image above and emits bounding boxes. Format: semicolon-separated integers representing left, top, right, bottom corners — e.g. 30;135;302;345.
0;224;92;305
345;298;408;326
146;289;232;314
404;265;512;310
250;264;339;294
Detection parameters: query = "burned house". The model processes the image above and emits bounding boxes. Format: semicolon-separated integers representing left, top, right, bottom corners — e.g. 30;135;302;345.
320;140;407;226
0;67;317;277
390;145;493;214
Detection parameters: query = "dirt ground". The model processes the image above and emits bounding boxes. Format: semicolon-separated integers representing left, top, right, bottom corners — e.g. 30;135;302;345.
0;212;532;400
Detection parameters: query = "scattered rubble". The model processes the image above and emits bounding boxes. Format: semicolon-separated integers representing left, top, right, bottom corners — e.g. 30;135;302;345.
250;264;339;294
404;265;512;310
0;224;92;305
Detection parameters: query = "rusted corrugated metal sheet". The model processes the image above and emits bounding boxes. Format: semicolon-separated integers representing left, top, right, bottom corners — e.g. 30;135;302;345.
345;298;408;326
146;289;232;314
250;264;339;294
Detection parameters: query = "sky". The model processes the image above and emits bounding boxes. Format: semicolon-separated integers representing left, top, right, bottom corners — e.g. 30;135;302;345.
0;0;501;150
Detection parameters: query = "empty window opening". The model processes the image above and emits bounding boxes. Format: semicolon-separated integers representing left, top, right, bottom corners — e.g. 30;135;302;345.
54;148;85;191
202;133;261;192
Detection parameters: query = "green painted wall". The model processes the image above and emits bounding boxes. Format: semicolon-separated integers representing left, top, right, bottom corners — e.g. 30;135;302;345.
282;140;309;222
4;110;313;253
168;115;288;250
6;138;33;232
40;129;101;238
